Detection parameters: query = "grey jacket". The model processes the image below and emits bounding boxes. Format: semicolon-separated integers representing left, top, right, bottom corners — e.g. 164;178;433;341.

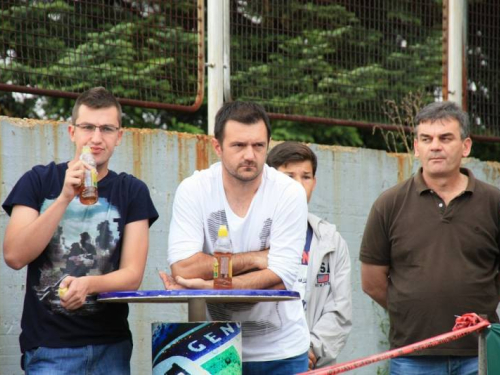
306;213;352;368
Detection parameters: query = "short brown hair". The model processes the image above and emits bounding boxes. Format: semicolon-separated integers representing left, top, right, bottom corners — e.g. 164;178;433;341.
266;141;317;176
72;87;122;127
214;101;271;144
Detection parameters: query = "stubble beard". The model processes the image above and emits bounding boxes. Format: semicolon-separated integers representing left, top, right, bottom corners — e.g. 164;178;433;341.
226;163;262;183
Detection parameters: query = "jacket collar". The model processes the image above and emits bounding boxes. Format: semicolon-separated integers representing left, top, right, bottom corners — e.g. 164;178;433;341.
308;213;337;256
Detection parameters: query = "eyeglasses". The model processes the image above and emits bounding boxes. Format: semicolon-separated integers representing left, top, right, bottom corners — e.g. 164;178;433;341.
74;123;120;135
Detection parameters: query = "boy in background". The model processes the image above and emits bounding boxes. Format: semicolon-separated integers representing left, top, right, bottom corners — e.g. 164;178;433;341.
267;141;352;370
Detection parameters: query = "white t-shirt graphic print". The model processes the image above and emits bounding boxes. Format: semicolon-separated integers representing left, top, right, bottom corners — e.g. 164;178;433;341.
168;163;310;361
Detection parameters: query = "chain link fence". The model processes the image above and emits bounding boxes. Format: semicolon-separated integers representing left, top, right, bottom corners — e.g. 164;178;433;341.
0;1;499;139
467;1;500;138
0;0;204;111
229;0;443;128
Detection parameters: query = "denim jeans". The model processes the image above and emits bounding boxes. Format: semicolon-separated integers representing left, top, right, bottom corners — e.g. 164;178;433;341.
390;355;478;375
242;351;308;375
23;340;132;375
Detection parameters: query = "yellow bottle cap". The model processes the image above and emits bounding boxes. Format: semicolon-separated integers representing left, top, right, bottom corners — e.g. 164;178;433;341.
218;225;228;237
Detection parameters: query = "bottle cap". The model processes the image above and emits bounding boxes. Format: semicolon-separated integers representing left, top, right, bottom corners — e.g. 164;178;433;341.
81;146;91;154
218;225;228;237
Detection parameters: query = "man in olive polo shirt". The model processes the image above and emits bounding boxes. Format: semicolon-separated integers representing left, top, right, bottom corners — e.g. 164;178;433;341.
360;101;500;375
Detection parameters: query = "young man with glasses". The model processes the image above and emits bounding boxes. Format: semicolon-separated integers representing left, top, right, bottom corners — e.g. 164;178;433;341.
2;87;159;374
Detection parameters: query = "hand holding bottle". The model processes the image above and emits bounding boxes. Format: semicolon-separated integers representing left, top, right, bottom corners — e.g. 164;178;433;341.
79;146;98;205
59;159;88;203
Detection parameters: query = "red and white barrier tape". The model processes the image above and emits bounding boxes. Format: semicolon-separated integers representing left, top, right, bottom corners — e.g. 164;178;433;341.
300;313;490;375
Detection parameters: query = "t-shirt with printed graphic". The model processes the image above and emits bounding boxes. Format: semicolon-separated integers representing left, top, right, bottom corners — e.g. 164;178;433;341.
2;162;159;353
168;162;310;362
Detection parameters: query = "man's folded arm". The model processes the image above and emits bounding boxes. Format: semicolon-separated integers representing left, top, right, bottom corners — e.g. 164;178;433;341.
170;250;270;280
232;268;284;290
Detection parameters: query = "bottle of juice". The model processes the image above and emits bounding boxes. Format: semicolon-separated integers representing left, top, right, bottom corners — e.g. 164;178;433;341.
79;146;98;205
213;225;233;289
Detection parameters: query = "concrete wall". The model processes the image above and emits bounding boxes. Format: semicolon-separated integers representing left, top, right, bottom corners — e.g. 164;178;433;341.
1;117;500;374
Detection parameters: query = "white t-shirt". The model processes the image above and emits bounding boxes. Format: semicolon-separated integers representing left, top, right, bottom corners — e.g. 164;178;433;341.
168;162;310;361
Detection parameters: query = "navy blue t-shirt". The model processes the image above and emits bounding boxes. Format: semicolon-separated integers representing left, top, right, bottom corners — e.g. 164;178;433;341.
2;162;159;352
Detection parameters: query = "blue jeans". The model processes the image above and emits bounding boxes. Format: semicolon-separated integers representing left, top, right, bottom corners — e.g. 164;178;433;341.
23;340;132;375
390;356;478;375
242;351;308;375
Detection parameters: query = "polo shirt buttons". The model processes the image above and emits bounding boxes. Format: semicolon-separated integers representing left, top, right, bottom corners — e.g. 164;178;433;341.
438;203;443;208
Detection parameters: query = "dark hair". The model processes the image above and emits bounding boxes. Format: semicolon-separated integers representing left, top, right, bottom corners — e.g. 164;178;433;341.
266;141;318;176
214;101;271;144
72;87;122;127
414;101;470;139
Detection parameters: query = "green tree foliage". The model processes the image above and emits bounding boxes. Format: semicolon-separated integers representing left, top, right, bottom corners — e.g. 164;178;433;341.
0;0;203;132
1;1;499;160
228;0;444;147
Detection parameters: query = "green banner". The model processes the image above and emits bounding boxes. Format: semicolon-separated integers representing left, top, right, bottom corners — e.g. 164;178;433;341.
487;323;500;374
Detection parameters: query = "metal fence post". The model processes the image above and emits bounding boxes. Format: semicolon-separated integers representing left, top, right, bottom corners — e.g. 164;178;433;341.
477;314;489;375
207;0;227;135
447;0;466;107
478;325;487;375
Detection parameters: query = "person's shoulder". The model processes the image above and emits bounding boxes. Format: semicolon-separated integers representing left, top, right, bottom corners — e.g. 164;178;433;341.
372;176;414;207
178;162;220;190
170;164;220;204
308;213;343;241
472;177;500;209
264;164;302;192
308;213;330;232
472;174;500;197
113;171;147;187
27;161;65;179
194;162;221;181
30;161;63;172
382;176;413;196
2;161;64;214
111;172;158;200
265;164;285;182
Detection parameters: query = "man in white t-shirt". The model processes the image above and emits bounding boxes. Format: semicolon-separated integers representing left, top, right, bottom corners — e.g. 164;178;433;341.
161;101;310;374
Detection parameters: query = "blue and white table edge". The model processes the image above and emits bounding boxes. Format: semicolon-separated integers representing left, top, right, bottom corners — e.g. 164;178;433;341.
97;289;300;322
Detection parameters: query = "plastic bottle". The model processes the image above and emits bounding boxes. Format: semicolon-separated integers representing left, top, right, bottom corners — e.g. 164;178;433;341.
79;146;98;205
213;225;233;289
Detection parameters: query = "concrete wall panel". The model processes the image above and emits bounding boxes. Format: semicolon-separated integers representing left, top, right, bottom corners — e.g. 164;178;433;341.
1;117;499;374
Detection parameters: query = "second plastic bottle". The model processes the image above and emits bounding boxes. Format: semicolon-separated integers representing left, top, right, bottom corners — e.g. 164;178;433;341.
213;225;233;289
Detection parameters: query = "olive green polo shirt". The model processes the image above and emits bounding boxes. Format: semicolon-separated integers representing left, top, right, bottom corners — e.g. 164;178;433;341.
360;168;500;355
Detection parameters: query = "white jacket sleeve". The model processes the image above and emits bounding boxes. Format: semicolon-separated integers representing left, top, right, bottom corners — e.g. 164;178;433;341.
311;235;352;367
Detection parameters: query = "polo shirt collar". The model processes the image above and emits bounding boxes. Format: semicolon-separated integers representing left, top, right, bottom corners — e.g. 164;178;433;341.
414;167;476;194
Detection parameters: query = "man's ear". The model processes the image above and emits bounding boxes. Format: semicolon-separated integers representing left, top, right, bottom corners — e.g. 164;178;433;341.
68;124;76;142
212;137;222;157
462;137;472;158
115;128;124;146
